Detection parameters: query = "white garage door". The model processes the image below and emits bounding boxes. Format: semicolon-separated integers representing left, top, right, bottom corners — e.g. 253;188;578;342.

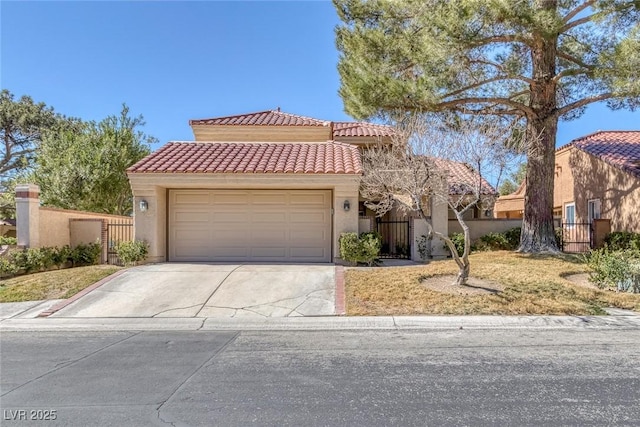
168;189;332;263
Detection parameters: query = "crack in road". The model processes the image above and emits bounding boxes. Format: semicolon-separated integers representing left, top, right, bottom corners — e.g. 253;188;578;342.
0;331;142;397
155;331;241;425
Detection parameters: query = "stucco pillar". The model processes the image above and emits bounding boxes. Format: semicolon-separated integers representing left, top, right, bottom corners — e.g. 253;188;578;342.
430;187;449;258
15;184;40;248
131;186;166;263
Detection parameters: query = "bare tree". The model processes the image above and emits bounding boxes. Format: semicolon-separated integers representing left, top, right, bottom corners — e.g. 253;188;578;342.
360;114;522;286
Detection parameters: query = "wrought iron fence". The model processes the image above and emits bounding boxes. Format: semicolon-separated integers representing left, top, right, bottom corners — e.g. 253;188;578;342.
561;222;592;253
376;217;411;259
106;219;133;265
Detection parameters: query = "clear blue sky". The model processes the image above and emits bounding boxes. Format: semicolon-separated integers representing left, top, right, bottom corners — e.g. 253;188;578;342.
2;1;638;152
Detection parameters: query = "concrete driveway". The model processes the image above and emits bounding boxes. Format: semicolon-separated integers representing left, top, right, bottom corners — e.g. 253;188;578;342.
51;264;336;318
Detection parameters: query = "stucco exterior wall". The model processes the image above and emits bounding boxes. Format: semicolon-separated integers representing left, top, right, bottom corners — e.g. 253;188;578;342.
38;208;130;248
191;125;331;142
555;146;640;233
128;173;361;263
448;219;523;241
69;219;103;247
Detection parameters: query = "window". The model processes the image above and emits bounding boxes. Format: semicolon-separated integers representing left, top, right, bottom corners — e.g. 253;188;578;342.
588;199;601;223
565;203;575;225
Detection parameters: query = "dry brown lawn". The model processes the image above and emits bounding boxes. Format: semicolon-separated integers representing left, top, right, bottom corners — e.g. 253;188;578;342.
0;265;121;303
345;251;640;315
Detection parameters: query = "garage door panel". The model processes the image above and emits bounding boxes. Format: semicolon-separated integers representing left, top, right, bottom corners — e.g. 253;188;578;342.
212;192;251;204
174;192;211;205
173;211;210;223
254;212;287;223
211;247;250;258
290;212;327;223
212;212;250;223
251;247;287;258
252;193;288;205
290;193;328;206
169;189;331;262
213;230;250;242
252;229;287;241
291;247;327;259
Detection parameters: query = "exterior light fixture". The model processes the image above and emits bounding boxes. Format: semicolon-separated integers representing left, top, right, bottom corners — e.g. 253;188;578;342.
139;200;149;212
343;200;351;212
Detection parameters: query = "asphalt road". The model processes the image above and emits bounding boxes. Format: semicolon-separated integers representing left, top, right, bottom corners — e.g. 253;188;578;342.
1;329;639;426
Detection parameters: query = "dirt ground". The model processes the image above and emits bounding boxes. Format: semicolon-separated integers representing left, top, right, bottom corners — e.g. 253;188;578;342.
421;275;504;295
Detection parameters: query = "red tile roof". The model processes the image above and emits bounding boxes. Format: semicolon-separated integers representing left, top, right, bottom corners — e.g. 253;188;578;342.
127;141;362;175
332;122;394;138
432;157;497;195
567;131;640;178
189;109;394;139
189;110;330;127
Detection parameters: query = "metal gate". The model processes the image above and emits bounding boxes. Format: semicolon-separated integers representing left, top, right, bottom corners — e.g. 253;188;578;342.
561;222;592;253
106;219;133;265
376;217;411;259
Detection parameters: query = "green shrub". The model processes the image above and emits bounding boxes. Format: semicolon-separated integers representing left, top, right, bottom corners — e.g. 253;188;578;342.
0;236;17;245
476;232;511;251
585;248;640;293
11;247;48;273
52;245;72;269
503;227;521;249
70;242;102;267
447;233;466;257
604;231;640;251
339;231;382;266
0;257;19;278
115;240;149;266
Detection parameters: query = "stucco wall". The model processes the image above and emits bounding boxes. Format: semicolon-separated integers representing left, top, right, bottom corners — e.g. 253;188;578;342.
69;219;103;247
191;125;331;142
38;208;130;248
128;173;361;263
448;219;522;241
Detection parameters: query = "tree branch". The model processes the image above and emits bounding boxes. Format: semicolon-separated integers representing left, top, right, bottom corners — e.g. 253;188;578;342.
438;97;535;118
556;51;594;69
562;0;595;25
555;92;613;118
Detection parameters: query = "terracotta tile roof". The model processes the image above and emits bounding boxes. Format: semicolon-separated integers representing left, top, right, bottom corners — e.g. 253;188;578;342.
332;122;394;138
567;131;640;179
189;109;394;138
127;141;362;175
432;157;497;196
189;110;330;127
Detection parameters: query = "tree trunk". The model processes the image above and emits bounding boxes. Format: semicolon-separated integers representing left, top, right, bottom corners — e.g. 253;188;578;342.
454;261;470;286
519;0;560;253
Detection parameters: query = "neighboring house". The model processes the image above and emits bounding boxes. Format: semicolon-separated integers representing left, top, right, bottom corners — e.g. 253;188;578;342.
495;130;640;237
127;109;494;263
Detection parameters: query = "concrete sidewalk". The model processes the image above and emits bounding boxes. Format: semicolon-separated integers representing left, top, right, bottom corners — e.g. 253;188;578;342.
1;312;640;331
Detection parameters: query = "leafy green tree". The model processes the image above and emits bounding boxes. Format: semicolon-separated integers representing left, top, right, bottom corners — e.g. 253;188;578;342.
334;0;640;252
499;163;527;195
0;90;69;179
34;105;154;215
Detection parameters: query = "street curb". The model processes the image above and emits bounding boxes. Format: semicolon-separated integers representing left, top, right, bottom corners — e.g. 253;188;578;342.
335;266;346;315
37;269;128;318
3;314;640;332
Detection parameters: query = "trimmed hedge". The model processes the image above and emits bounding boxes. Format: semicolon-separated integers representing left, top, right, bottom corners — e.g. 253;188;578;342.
339;231;382;266
0;242;101;279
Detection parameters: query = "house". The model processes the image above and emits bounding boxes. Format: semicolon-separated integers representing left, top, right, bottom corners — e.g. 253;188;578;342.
494;131;640;247
127;109;406;264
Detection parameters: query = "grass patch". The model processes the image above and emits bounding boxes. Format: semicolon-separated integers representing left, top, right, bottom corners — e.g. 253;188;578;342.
0;265;121;303
345;251;640;315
